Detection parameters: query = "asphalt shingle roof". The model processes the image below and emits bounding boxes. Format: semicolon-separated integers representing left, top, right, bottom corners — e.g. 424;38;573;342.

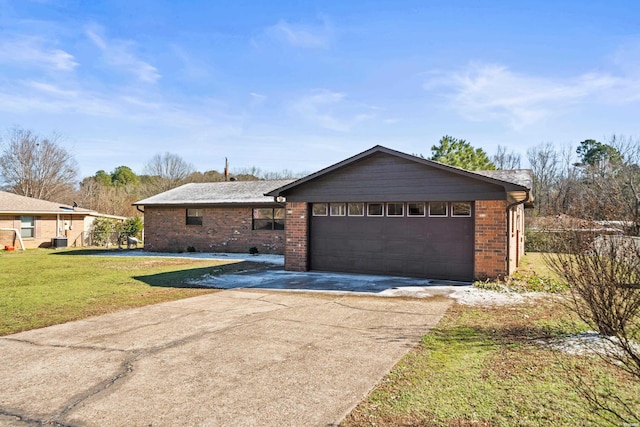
134;180;297;206
0;191;94;215
474;169;534;190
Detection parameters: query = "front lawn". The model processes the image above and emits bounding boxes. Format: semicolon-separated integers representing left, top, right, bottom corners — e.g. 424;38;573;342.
0;249;247;335
343;254;640;426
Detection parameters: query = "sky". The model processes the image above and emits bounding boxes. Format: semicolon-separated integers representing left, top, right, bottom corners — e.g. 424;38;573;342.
1;0;640;179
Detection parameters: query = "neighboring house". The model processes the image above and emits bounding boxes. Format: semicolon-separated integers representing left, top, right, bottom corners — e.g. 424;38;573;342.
133;180;295;254
0;191;125;249
135;146;534;280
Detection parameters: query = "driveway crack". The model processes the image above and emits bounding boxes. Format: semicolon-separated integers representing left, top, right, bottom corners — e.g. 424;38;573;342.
0;337;128;353
0;408;75;427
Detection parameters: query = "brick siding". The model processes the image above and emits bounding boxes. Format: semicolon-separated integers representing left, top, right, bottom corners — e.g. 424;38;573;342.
474;199;508;279
143;206;285;254
0;214;85;249
284;202;308;271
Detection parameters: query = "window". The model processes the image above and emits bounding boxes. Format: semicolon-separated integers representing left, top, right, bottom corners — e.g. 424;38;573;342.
452;202;471;217
253;208;285;230
186;209;203;225
20;216;35;238
348;203;364;216
429;202;448;217
312;203;328;216
407;203;425;216
330;203;346;216
367;203;383;216
387;203;404;216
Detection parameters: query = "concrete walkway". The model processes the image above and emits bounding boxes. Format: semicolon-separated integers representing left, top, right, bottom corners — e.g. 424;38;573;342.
0;289;452;427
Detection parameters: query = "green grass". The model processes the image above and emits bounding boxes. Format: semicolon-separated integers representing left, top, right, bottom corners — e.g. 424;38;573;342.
475;253;568;294
343;254;640;427
0;248;248;335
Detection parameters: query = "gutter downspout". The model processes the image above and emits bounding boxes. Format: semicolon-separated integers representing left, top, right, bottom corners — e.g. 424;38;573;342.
506;190;531;276
136;206;144;213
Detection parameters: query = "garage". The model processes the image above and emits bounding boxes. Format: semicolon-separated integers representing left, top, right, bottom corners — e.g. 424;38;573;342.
267;145;533;281
309;201;474;280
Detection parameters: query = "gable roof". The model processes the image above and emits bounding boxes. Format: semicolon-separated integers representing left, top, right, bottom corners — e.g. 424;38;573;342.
133;179;296;206
266;145;533;197
0;191;95;215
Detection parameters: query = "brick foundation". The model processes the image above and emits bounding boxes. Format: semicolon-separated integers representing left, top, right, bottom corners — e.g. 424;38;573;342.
474;199;508;280
143;206;285;254
284;202;308;271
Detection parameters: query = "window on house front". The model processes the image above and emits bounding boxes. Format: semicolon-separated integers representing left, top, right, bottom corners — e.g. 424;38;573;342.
367;203;383;216
253;208;285;230
429;202;448;217
348;203;364;216
20;216;35;238
330;203;346;216
312;203;328;216
452;202;472;217
386;203;404;216
186;209;203;225
407;203;426;216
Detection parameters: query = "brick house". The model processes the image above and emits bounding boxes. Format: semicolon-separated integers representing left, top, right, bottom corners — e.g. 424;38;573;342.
0;191;125;249
133;180;295;254
135;146;533;280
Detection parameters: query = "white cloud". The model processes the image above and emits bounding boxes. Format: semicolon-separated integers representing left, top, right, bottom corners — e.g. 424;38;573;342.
289;89;375;132
249;92;267;108
257;17;333;49
0;37;78;71
425;63;627;129
86;25;160;83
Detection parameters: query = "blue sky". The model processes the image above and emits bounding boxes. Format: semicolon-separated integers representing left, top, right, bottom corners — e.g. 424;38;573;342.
1;0;639;178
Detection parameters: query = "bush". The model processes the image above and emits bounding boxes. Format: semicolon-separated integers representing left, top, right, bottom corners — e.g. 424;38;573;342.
546;230;640;424
117;216;143;239
91;217;118;247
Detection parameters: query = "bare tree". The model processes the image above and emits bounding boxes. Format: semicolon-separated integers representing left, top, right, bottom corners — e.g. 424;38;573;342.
232;166;307;180
492;145;521;170
546;232;640;424
527;143;560;216
0;127;78;201
143;152;195;194
565;135;640;231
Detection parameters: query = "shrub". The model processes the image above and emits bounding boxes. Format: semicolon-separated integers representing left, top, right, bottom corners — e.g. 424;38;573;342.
91;217;118;247
546;230;640;424
118;216;143;239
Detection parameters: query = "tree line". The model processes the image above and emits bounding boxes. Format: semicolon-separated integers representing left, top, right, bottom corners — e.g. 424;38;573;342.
1;127;639;232
0;127;307;217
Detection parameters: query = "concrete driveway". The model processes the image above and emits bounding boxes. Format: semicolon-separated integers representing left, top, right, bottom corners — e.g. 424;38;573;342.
0;288;452;427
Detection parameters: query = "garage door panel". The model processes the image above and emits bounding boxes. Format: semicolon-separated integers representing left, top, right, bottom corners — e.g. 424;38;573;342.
310;208;474;280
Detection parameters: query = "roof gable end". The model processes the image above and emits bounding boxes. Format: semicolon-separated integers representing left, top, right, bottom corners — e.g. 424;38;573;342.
267;145;532;197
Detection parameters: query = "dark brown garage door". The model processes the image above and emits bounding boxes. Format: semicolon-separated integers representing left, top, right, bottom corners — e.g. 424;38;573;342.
309;202;474;281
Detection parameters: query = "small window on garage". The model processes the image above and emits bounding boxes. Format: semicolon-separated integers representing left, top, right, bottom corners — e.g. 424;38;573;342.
253;208;285;230
452;202;472;217
407;202;425;217
367;203;383;216
330;203;346;216
429;202;448;217
20;216;35;238
386;203;404;217
312;203;328;216
348;203;364;216
186;209;203;225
